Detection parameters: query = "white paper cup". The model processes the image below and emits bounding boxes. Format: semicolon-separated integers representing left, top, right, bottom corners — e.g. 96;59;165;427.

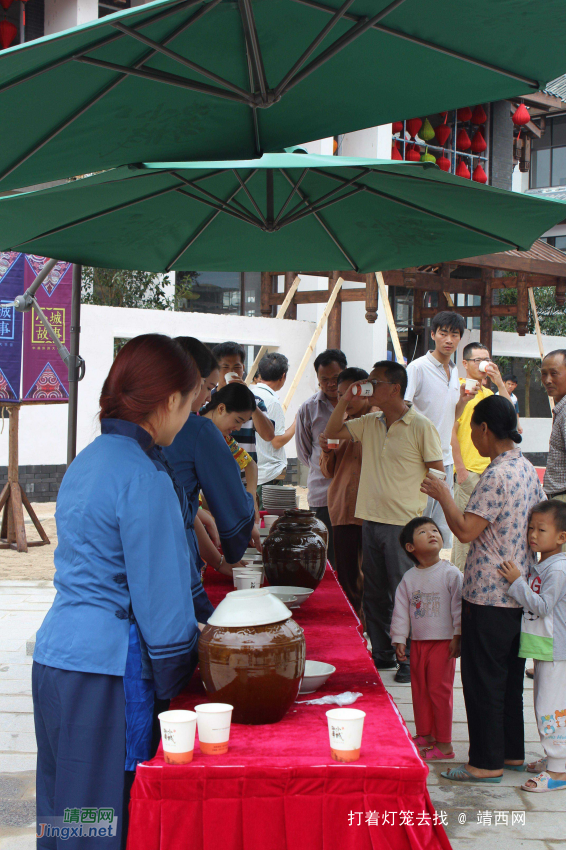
263;515;278;530
225;371;240;383
427;468;446;481
327;438;340;447
464;377;478;394
234;573;262;590
233;568;263;588
351;382;374;397
195;703;233;755
326;708;366;763
159;709;197;765
478;360;491;373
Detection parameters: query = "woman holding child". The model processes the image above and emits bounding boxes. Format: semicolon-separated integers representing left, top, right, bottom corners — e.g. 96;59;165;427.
422;395;545;783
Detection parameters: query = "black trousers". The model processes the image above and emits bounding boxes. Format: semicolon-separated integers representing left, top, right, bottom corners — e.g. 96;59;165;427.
361;520;414;667
314;505;335;567
332;524;364;621
461;600;525;770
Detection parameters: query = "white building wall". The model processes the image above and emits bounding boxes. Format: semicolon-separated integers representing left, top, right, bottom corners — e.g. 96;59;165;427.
44;0;98;34
0;307;316;466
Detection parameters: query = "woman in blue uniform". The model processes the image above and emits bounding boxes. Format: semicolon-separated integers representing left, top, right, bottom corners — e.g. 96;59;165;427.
33;334;203;850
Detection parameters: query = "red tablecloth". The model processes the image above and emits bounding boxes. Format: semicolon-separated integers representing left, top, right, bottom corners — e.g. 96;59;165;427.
127;568;451;850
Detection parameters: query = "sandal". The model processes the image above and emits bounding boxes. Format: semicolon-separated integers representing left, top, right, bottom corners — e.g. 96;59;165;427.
421;745;455;761
413;735;433;748
504;762;527;771
441;765;502;783
522;771;566;793
527;757;547;774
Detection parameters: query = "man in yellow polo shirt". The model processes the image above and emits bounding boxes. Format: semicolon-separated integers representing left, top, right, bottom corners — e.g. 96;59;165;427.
451;342;511;570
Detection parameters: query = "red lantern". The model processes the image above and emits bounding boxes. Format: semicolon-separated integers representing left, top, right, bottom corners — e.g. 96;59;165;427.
435;123;451;146
406;144;421;162
436;153;451;172
406;118;422;139
512;103;530;126
0;0;14;9
472;163;488;184
391;142;403;161
392;121;403;134
470;130;487;153
457;106;473;122
0;19;17;49
471;105;487;125
455;159;471;179
456;128;471;150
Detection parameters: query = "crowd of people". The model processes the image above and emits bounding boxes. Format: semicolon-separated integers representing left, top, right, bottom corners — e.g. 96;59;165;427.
31;320;566;849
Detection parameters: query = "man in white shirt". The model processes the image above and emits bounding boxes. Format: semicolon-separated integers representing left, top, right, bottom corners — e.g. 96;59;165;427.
254;353;296;507
405;311;470;548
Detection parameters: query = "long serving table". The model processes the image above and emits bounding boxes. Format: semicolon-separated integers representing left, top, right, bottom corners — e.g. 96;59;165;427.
127;567;451;850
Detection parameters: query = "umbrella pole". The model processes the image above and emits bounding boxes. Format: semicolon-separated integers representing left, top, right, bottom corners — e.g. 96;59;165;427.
245;274;301;385
67;264;82;466
282;276;344;412
375;272;404;363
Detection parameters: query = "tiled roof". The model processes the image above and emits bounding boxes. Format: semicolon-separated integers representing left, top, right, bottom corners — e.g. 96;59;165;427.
503;238;566;265
545;75;566;103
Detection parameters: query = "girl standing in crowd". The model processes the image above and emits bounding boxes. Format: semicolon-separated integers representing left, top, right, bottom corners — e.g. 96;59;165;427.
33;335;203;849
392;517;462;761
422;395;545;783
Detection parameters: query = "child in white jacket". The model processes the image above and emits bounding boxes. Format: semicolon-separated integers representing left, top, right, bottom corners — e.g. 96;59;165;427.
392;517;462;761
499;499;566;793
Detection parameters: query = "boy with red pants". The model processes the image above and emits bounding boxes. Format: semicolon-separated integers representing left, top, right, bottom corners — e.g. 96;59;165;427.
392;517;462;760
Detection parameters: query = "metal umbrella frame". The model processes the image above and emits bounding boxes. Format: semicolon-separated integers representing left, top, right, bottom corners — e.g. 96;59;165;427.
0;0;565;191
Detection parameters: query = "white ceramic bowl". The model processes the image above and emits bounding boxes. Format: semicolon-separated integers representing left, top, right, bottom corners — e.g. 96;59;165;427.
267;590;298;607
267;586;314;608
299;660;336;694
207;588;291;628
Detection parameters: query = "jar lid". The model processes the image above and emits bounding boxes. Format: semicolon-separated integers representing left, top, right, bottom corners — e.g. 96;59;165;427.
284;508;314;517
207;588;292;628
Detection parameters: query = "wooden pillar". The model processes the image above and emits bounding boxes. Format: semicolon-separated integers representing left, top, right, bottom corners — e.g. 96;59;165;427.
410;288;425;359
480;270;493;352
284;272;297;320
364;272;378;323
260;272;273;317
516;272;529;336
327;271;341;350
555;278;566;307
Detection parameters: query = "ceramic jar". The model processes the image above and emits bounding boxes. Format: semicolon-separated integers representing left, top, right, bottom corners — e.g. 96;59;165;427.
270;508;329;548
198;589;305;725
263;522;327;590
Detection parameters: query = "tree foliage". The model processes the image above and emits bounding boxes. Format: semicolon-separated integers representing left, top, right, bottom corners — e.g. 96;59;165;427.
81;267;198;310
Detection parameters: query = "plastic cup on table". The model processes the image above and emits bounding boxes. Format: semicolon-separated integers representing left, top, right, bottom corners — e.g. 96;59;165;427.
158;709;197;764
195;703;233;755
233;568;263;588
234;572;262;590
326;708;366;763
263;515;278;531
464;377;478;394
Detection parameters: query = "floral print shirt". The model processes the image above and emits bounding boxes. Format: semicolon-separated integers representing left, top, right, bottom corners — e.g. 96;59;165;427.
463;449;546;608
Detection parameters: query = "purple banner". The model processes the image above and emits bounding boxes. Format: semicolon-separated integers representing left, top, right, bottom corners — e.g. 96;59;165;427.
22;256;71;402
0;252;24;401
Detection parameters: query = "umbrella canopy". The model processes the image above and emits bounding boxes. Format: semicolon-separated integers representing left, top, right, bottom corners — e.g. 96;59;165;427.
0;153;564;273
0;0;565;192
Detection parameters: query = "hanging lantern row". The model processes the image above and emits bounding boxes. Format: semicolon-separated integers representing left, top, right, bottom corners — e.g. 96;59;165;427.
391;140;487;183
0;18;17;49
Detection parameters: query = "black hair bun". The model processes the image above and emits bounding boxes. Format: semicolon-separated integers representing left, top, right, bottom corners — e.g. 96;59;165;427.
509;429;522;444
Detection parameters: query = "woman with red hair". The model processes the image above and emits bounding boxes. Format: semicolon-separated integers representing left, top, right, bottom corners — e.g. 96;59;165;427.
32;334;202;850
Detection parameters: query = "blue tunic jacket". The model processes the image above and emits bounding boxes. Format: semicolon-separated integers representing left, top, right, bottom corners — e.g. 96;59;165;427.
34;421;199;700
164;413;255;564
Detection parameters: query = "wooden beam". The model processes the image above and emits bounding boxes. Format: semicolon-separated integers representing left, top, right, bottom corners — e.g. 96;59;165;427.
268;288;366;305
376;272;404;364
284;271;297;320
282;277;344;412
267;270;367;283
556;278;566;307
327;271;341;350
458;252;566;278
260;271;273;318
421;305;518;318
365;272;378;324
245;275;301;385
516;272;529;336
383;268;483;295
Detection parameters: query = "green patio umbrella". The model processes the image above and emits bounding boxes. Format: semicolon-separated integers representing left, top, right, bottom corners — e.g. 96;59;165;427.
0;0;565;192
0;153;564;272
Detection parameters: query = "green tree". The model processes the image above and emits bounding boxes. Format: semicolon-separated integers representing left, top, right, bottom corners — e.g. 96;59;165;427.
81;268;198;310
494;284;566;415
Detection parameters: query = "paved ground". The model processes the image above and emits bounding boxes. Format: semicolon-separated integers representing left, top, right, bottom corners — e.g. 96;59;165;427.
0;505;564;849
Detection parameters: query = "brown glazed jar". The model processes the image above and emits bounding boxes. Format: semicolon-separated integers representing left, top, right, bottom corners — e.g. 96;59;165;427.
270;508;329;548
199;592;305;725
263;522;327;590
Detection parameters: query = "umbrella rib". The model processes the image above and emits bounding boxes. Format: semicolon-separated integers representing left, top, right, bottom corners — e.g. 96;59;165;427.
292;0;539;88
273;0;357;98
165;170;258;271
238;0;269;103
110;21;253;101
278;0;409;97
280;185;364;227
232;169;268;226
75;56;252;104
281;166;370;222
0;0;222;184
171;171;264;226
311;168;521;249
279;170;357;270
174;186;264;228
13;183;181;247
0;0;209;94
273;168;308;226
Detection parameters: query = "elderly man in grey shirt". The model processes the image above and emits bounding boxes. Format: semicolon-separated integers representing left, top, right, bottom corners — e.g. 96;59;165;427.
295;348;347;566
542;350;566;503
